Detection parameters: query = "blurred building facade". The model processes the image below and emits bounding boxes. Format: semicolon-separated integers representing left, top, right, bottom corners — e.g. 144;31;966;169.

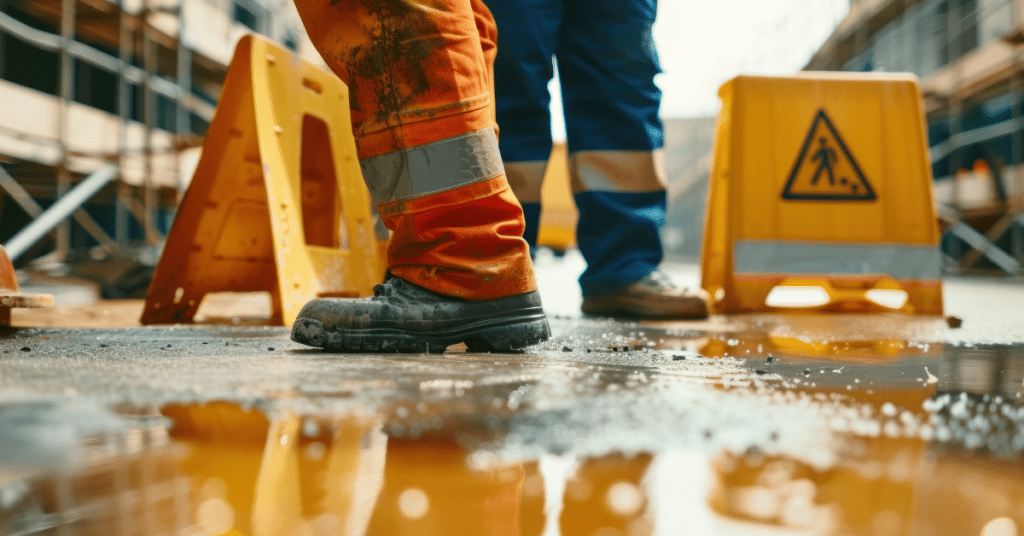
808;0;1024;273
0;0;316;267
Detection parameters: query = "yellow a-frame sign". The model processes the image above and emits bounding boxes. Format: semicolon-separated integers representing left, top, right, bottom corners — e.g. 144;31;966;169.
142;35;387;326
701;73;943;315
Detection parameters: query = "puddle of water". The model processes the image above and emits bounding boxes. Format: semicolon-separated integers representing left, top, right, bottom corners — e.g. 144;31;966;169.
3;314;1024;535
2;393;1024;536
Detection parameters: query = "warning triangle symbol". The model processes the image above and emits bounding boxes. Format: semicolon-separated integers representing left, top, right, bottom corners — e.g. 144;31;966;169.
781;110;876;201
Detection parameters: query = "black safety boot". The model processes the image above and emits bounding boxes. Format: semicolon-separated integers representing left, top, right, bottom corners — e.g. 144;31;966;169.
581;270;710;319
291;275;551;353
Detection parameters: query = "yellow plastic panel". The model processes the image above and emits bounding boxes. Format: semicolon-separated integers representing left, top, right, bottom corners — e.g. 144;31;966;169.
536;143;577;252
701;73;942;315
142;35;387;326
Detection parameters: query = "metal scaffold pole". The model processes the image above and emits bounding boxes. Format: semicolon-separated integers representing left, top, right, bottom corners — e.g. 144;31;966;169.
116;9;133;247
55;0;76;262
143;7;157;247
1010;0;1024;265
4;165;119;262
175;0;191;208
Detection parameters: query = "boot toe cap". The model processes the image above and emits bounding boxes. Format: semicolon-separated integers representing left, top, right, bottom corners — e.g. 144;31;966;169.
294;298;377;331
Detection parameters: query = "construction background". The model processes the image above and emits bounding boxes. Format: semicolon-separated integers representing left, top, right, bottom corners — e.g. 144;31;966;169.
0;0;319;297
5;2;1024;535
2;0;1024;302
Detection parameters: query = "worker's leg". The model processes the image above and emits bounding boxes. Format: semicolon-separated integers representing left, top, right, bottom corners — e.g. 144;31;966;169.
558;0;707;318
290;0;550;351
485;0;563;247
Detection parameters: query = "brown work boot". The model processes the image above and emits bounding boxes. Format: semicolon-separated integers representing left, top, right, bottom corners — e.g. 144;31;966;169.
581;270;710;319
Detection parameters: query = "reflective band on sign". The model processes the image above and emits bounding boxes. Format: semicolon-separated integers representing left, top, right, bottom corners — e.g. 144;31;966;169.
733;240;942;280
359;127;504;205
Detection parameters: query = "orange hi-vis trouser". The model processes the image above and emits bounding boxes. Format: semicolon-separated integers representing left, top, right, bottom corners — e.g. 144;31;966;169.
292;0;536;300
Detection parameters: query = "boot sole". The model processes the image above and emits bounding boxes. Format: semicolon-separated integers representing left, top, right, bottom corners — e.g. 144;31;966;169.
291;312;551;353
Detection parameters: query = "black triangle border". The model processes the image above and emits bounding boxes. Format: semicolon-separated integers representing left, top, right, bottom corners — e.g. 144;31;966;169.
781;109;877;201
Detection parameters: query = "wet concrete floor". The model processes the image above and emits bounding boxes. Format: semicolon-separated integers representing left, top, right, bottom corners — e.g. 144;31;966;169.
2;256;1024;536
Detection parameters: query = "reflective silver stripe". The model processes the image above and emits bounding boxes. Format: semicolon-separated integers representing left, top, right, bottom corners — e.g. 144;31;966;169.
569;149;667;194
733;240;942;280
504;161;547;203
359;127;504;205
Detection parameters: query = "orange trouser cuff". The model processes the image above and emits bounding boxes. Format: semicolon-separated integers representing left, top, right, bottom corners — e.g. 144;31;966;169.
380;175;537;300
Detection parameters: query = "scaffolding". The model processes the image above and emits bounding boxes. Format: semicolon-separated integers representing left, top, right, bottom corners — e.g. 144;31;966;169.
0;0;312;269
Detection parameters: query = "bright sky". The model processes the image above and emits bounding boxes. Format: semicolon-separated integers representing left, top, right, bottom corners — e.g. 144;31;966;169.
551;0;850;137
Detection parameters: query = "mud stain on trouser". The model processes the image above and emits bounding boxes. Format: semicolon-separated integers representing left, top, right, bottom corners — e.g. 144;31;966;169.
356;10;439;123
331;0;448;125
294;0;495;156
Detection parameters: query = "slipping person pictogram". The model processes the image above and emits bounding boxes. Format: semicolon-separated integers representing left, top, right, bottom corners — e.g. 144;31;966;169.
782;110;876;201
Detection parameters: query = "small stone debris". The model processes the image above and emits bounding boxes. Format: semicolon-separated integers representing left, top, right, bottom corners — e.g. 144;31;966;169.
766;356;776;363
268;347;276;351
586;349;592;353
562;346;573;352
946;316;963;328
166;344;172;348
804;369;812;375
99;344;109;348
20;347;30;352
754;369;767;375
672;355;687;361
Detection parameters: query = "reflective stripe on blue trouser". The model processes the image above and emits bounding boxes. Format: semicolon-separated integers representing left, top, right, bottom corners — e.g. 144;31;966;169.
485;0;665;298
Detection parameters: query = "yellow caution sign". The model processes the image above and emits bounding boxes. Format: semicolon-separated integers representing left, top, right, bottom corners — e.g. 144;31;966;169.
701;73;943;315
536;143;577;253
142;35;387;326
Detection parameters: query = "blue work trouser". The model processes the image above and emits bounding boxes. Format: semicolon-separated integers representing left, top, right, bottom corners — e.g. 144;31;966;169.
485;0;667;298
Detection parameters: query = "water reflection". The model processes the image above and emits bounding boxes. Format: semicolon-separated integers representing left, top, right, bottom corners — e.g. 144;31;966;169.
685;323;1024;536
4;394;1024;536
5;314;1024;535
0;399;187;535
162;404;654;536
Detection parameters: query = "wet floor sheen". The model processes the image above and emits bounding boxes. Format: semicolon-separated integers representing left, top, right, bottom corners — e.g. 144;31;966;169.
3;273;1024;535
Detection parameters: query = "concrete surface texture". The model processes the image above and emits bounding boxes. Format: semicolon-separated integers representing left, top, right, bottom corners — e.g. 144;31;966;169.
1;257;1024;536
